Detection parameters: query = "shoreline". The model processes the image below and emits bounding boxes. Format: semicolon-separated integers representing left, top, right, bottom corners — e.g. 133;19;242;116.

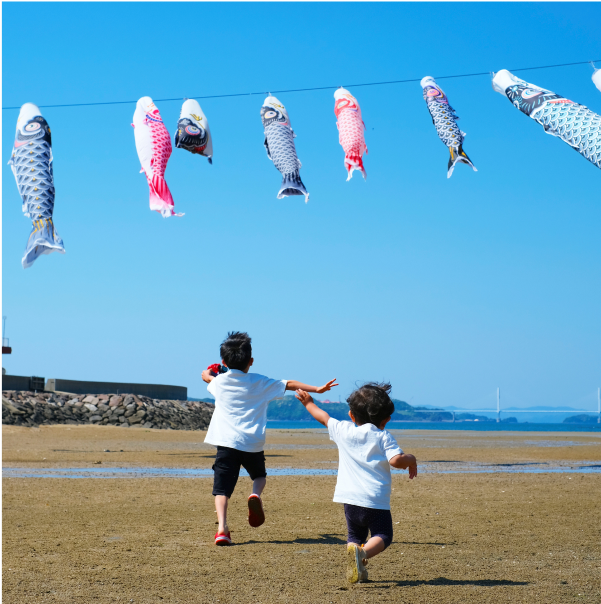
267;419;601;433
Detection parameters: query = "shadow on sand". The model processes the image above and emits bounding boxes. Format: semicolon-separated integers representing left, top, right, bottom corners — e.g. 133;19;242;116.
162;453;293;458
236;533;347;546
235;536;460;547
368;577;530;588
396;540;457;546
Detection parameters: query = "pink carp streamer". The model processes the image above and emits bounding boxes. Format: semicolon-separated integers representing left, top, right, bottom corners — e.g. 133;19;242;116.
334;88;368;180
132;97;182;217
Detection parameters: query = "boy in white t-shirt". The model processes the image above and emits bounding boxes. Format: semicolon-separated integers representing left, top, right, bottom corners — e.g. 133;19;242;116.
201;331;338;546
295;382;417;583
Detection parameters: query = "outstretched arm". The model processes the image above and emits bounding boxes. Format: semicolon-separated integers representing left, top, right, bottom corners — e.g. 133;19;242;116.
286;378;338;394
389;453;418;479
295;389;330;427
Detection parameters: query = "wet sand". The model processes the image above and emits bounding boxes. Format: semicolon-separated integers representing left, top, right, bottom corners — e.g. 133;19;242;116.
3;425;601;603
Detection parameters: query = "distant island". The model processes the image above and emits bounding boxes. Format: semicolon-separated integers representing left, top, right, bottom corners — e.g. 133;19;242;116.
191;396;514;423
563;414;599;424
266;396;507;422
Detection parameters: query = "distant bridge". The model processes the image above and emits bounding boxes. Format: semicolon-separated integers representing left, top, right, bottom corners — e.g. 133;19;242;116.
412;387;601;423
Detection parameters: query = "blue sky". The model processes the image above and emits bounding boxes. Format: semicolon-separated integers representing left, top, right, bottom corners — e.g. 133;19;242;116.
2;2;600;409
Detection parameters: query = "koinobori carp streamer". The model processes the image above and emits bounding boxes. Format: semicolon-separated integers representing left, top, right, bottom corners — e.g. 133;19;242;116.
334;88;368;181
175;99;213;163
8;103;65;269
492;69;600;171
593;68;601;94
260;96;309;202
420;77;477;178
132;97;182;217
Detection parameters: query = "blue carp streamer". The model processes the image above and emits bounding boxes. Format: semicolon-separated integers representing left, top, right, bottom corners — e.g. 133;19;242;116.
8;103;65;268
421;76;477;178
260;96;309;202
493;69;600;171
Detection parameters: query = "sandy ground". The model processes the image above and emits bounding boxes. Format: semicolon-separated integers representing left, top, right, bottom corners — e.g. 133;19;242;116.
3;424;601;468
3;425;601;603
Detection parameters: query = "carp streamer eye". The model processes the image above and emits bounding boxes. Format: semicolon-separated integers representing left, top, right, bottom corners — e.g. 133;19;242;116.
522;88;542;99
185;125;200;135
25;122;41;132
264;110;277;119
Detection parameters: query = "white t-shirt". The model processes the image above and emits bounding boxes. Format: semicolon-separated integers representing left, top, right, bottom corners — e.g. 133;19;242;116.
204;369;287;453
328;418;403;510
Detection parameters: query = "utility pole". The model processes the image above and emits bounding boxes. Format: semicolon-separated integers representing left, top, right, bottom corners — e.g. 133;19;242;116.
497;387;501;423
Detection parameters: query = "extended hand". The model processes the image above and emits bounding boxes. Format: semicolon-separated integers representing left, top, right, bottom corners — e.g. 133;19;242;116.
316;379;339;394
408;463;418;480
295;389;313;406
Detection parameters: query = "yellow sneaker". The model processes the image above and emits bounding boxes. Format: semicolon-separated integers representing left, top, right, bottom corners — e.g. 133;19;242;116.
346;544;368;583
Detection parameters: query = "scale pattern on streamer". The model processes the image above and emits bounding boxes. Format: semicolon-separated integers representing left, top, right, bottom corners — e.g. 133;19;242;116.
264;122;302;176
147;114;173;177
11;139;55;220
334;88;368;180
533;103;601;168
427;100;464;147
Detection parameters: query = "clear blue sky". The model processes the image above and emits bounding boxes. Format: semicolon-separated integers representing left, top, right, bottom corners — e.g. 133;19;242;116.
2;3;600;409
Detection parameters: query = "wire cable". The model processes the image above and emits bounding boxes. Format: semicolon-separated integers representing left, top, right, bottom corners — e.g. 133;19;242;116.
3;59;599;110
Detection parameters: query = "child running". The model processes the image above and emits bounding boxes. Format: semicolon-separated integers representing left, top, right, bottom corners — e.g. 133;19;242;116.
202;331;338;546
295;382;417;583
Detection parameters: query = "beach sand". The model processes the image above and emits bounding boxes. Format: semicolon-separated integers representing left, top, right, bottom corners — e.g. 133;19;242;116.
3;425;601;603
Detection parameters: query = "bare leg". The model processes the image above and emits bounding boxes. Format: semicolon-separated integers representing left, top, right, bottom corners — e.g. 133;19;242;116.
362;536;386;561
252;477;266;497
215;495;229;534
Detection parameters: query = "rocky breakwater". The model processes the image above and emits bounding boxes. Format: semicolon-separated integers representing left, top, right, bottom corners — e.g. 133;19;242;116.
2;390;214;430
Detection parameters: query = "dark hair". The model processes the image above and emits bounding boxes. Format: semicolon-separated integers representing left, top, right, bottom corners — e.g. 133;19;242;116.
347;382;395;427
220;331;252;371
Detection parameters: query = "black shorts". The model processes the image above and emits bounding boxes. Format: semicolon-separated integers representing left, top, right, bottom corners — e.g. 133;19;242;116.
344;504;394;549
212;446;267;498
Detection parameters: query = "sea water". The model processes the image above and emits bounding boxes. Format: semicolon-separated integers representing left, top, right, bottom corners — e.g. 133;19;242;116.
267;420;601;433
4;463;600;479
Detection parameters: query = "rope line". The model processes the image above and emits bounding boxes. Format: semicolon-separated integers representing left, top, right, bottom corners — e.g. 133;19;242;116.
3;59;599;111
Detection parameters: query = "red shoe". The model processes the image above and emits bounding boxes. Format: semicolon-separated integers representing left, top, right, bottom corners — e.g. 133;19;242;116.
248;494;265;527
214;531;232;546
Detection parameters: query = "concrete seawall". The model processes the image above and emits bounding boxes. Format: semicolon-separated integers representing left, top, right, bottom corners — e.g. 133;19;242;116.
2;375;36;391
46;379;187;401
